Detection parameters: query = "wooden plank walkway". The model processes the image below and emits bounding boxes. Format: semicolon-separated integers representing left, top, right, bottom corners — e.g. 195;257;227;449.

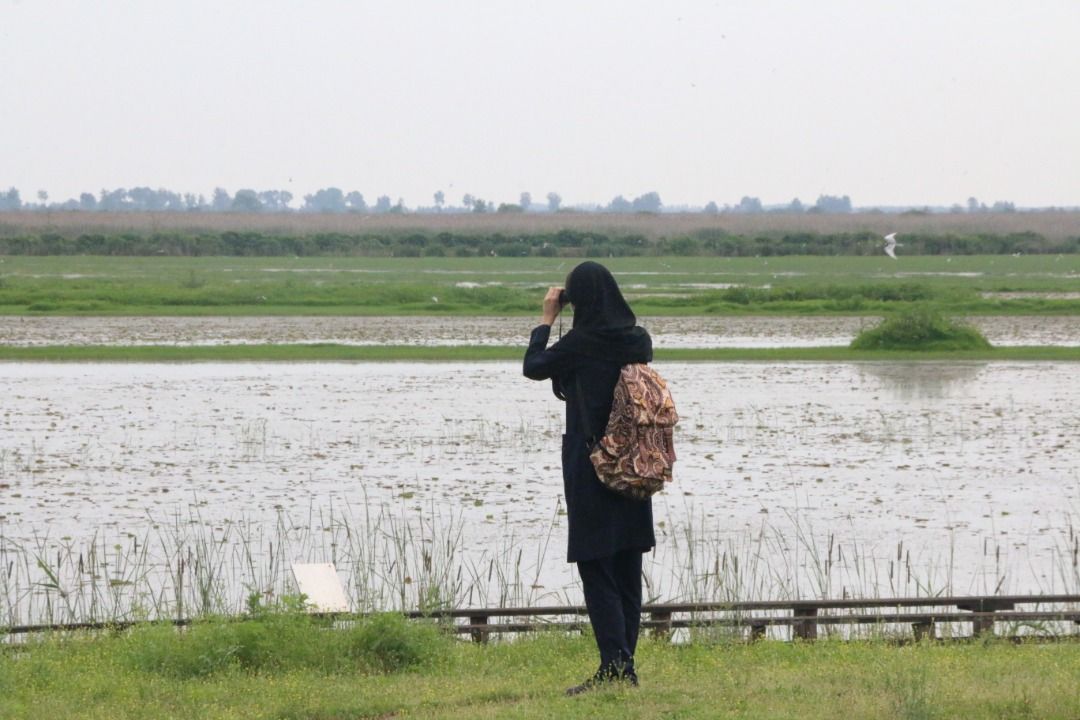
404;594;1080;643
6;594;1079;642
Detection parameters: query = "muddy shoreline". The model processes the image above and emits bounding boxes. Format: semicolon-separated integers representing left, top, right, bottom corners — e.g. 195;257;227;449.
2;315;1079;348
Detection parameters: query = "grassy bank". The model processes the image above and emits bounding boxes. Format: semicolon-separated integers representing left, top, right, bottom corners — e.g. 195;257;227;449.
2;619;1078;719
2;255;1080;316
3;344;1080;362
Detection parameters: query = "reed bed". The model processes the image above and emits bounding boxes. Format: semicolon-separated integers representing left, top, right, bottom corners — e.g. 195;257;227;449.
3;498;1077;637
4;210;1080;242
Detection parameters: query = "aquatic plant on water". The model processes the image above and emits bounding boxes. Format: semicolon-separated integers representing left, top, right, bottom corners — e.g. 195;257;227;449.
849;306;992;351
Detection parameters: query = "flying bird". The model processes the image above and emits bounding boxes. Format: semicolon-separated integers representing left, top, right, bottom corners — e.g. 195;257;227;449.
884;232;899;259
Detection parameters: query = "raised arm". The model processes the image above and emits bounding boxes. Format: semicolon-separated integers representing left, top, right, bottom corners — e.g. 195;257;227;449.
524;287;573;380
523;324;575;380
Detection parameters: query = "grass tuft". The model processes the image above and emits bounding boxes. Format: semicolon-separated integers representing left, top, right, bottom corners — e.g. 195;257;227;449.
850;307;993;351
343;612;448;673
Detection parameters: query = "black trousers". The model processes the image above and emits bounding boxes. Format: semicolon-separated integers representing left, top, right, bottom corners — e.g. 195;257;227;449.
576;548;643;676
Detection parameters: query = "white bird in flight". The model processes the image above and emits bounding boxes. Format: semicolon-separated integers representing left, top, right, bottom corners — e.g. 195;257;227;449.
883;232;899;259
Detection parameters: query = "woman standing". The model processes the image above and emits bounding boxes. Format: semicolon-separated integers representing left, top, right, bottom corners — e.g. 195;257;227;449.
523;261;655;695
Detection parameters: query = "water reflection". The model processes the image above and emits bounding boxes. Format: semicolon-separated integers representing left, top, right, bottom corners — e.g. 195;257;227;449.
857;362;988;400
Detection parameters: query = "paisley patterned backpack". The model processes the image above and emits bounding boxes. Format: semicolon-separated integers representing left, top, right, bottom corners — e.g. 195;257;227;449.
580;364;679;501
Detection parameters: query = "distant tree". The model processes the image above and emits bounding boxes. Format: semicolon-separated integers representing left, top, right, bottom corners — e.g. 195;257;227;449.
127;187;178;211
303;187;346;212
631;191;661;213
703;201;719;214
0;187;21;210
390;197;406;213
496;202;523;213
787;198;804;213
462;193;475;211
126;188;149;210
967;196;981;213
37;190;48;205
735;196;763;213
164;189;185;210
546;192;561;212
211;187;233;211
231;189;263;211
137;188;185;210
991;200;1016;213
77;192;97;210
813;194;851;213
345;191;367;212
257;190;292;211
433;190;445;210
949;203;964;214
373;195;392;213
472;198;489;213
98;188;128;211
608;195;632;212
519;191;532;211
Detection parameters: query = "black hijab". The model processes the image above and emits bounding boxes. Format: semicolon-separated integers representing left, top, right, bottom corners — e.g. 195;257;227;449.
551;261;652;365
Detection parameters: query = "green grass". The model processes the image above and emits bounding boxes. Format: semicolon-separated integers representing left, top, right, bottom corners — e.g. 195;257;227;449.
2;618;1078;719
2;255;1080;316
3;344;1080;362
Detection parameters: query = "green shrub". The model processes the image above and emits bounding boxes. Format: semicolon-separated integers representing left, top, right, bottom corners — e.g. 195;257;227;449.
122;611;331;678
343;613;446;673
850;307;992;351
664;237;702;256
2;225;1080;257
122;621;237;678
120;611;447;679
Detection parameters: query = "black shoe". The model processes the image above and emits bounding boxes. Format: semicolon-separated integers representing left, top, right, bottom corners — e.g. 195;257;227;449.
611;660;639;687
565;676;606;696
565;668;638;696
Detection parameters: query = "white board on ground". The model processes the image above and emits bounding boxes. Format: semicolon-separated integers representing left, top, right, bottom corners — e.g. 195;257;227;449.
291;563;349;612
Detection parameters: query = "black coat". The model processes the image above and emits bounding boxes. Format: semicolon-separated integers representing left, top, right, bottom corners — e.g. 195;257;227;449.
524;324;656;563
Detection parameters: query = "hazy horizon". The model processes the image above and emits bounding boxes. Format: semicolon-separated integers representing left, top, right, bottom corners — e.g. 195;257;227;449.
3;1;1078;209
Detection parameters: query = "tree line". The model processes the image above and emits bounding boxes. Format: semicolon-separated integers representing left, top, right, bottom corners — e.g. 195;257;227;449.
1;229;1075;258
0;185;1039;215
0;186;560;213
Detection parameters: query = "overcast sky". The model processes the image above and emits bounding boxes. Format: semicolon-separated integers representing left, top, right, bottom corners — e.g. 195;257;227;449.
2;0;1078;208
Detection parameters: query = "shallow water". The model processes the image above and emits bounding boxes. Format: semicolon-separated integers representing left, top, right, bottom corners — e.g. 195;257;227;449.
2;315;1078;348
2;361;1077;607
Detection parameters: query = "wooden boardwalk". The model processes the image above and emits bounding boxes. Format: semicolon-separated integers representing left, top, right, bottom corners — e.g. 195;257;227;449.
6;594;1080;643
405;594;1080;643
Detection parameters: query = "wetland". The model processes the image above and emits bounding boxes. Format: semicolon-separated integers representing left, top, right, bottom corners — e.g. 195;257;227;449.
2;252;1078;627
3;360;1078;625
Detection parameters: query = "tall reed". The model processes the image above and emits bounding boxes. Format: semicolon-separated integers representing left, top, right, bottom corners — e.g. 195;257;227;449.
3;498;1077;632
